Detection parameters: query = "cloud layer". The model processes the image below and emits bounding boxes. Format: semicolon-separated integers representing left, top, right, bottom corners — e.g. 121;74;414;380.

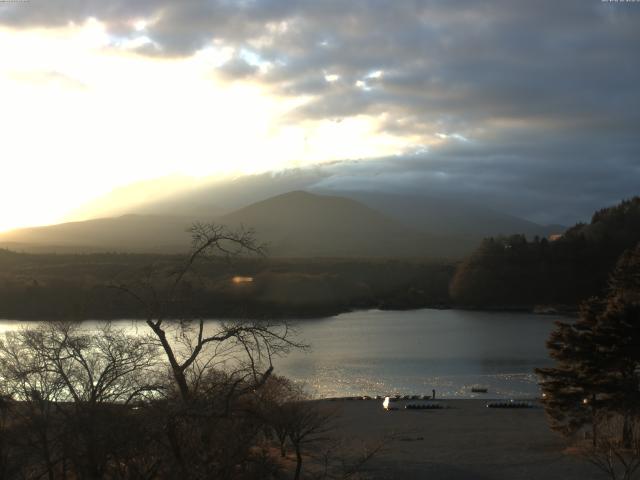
2;0;638;224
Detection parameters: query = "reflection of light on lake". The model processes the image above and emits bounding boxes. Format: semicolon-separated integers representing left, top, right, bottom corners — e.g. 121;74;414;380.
285;370;543;399
276;308;559;399
0;308;562;399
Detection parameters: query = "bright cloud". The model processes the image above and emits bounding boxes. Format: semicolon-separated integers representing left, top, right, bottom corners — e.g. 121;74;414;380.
0;19;413;231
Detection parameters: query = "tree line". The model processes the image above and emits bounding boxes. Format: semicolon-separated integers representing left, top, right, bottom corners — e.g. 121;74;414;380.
537;242;640;480
0;249;454;321
450;197;640;309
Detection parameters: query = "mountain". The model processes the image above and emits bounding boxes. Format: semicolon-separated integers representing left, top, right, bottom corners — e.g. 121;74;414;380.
0;192;469;257
66;168;564;242
219;190;463;257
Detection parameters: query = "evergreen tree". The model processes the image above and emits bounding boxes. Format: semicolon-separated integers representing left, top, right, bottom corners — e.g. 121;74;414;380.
537;243;640;446
593;245;640;447
536;299;606;444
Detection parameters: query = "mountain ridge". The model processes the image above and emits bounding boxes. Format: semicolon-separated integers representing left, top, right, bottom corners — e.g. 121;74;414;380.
0;192;464;257
63;169;565;241
0;189;566;258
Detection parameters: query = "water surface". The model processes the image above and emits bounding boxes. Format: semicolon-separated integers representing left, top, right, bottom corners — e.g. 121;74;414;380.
0;309;562;399
278;309;560;399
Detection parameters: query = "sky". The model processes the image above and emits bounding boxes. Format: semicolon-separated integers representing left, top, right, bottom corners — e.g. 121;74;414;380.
0;0;638;231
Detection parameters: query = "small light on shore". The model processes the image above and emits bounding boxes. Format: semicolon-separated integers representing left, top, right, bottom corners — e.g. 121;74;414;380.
582;398;588;405
232;276;254;284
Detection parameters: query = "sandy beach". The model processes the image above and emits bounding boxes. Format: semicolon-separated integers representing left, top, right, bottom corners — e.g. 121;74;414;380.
324;398;602;480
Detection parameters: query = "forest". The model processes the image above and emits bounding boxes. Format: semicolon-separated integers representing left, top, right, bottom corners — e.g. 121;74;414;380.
450;197;640;310
0;250;454;320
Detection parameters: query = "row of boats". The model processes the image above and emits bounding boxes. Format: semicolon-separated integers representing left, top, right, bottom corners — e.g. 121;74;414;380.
383;396;535;411
382;396;445;410
486;400;534;409
404;403;445;410
335;388;537;409
337;387;489;402
333;394;434;401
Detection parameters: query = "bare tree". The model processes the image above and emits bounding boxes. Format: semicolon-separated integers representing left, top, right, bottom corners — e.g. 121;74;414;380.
17;322;163;406
111;223;304;404
286;400;337;480
257;377;384;480
107;223;308;479
275;396;382;480
256;375;303;457
0;330;67;479
0;322;163;479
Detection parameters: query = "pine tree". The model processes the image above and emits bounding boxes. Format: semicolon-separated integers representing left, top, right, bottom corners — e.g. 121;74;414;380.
536;299;606;444
593;245;640;447
537;242;640;446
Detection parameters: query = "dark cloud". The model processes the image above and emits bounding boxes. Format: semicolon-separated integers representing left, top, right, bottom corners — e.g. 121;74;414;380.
2;0;638;223
308;130;639;226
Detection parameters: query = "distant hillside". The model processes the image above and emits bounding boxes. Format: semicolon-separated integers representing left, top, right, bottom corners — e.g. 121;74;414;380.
0;192;469;258
334;191;564;239
450;197;640;308
0;214;197;253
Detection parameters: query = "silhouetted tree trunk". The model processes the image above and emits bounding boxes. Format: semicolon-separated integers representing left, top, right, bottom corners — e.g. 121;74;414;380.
294;444;303;480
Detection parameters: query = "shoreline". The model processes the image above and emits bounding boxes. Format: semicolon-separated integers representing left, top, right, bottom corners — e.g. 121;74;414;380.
0;304;576;323
318;396;542;403
325;398;600;479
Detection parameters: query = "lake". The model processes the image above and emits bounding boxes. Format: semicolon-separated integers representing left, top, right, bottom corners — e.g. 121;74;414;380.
278;309;561;399
0;309;563;399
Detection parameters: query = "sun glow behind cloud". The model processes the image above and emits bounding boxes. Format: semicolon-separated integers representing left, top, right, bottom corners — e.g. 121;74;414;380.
0;19;414;232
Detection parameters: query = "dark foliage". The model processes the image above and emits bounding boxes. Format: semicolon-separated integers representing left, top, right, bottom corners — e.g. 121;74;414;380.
537;243;640;450
451;197;640;308
0;251;454;320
